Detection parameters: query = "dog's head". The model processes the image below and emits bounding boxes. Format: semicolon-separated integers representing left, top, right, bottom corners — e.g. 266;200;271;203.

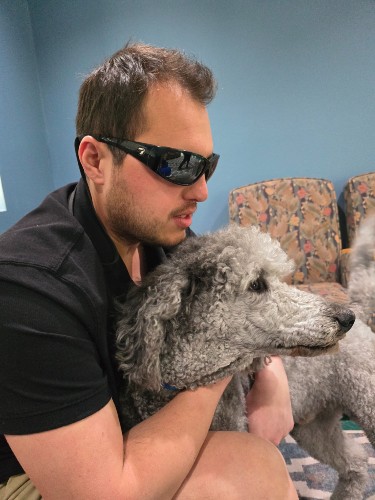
116;225;354;391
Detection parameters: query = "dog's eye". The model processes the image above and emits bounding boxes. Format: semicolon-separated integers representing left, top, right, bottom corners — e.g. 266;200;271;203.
248;278;267;293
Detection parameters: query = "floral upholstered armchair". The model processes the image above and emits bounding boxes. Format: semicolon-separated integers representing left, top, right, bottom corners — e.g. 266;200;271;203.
344;172;375;245
229;177;349;305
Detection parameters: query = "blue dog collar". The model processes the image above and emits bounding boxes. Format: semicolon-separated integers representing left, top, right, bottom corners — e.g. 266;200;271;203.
162;382;179;391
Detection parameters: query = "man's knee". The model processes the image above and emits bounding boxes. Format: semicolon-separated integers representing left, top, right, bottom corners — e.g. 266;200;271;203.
214;432;297;499
175;431;297;500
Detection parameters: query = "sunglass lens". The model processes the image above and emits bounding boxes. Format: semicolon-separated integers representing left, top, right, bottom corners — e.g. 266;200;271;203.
205;155;218;181
157;153;205;185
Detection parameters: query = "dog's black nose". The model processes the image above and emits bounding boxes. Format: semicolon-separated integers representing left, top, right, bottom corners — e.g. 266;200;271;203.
335;309;356;333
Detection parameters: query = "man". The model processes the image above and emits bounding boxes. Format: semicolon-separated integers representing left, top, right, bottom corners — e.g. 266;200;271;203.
0;43;297;499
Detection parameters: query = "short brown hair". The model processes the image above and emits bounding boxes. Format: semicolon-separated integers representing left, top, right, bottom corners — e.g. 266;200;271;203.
76;42;217;164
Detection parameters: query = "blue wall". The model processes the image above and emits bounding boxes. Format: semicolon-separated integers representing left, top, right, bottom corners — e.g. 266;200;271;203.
0;0;53;231
1;0;374;234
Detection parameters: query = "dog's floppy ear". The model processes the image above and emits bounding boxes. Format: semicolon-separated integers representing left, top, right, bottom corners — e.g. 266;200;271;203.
116;269;190;391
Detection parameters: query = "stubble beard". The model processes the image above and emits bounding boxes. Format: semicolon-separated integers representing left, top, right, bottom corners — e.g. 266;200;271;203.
105;176;188;247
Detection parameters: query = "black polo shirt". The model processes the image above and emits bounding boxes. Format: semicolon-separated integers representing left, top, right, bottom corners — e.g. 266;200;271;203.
0;179;175;482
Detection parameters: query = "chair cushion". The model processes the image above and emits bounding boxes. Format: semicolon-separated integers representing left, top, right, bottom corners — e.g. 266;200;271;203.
296;282;349;305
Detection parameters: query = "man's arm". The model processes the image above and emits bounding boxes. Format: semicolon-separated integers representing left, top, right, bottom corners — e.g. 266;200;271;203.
246;356;294;445
6;377;231;500
0;278;232;498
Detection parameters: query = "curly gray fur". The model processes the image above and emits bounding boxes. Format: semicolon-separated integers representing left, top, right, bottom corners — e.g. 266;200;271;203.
348;213;375;327
115;224;372;498
285;215;375;500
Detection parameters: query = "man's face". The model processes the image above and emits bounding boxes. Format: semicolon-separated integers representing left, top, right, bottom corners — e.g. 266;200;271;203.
103;83;215;247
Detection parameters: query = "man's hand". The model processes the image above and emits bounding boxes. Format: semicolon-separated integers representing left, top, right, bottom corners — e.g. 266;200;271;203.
246;356;294;445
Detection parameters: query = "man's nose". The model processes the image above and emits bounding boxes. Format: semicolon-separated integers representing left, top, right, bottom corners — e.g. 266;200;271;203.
183;174;208;202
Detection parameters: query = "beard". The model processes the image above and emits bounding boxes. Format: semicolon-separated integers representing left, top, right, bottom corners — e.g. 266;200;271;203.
105;173;192;247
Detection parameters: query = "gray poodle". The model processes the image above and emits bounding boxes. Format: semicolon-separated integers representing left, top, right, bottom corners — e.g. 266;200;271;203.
283;214;375;499
348;213;375;328
116;224;371;499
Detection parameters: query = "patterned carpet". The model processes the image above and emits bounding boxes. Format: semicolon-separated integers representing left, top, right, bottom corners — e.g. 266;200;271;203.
279;430;375;499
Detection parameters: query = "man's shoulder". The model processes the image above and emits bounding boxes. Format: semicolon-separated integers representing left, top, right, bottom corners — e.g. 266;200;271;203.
0;183;85;272
0;183;108;318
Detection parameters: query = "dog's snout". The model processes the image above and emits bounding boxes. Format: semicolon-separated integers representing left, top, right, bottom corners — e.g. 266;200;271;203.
335;309;356;333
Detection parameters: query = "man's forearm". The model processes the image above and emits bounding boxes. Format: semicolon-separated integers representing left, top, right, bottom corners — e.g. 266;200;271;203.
121;377;231;498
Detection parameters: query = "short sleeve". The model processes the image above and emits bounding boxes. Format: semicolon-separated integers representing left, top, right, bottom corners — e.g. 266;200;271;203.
0;280;111;434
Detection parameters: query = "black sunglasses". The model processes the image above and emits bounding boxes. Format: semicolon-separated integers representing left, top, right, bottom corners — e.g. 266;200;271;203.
84;135;220;186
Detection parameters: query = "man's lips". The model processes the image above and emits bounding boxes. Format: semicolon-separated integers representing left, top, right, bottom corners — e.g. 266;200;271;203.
173;212;194;229
171;205;196;229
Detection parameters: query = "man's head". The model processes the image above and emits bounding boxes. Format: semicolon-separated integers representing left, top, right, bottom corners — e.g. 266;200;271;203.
76;42;217;164
76;43;218;249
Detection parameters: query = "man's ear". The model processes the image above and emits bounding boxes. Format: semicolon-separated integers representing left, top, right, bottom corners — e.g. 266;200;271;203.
78;137;107;185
